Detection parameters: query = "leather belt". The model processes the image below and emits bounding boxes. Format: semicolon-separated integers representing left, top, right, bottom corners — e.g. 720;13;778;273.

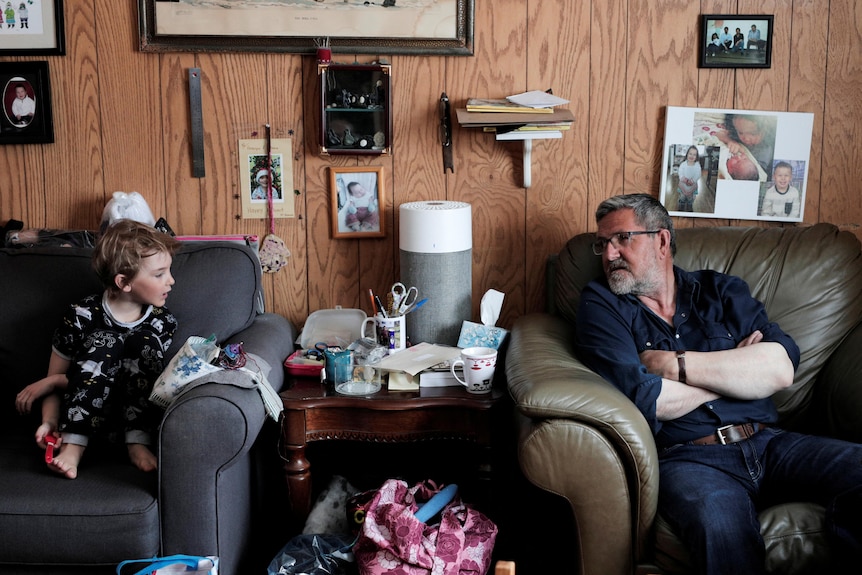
691;423;768;446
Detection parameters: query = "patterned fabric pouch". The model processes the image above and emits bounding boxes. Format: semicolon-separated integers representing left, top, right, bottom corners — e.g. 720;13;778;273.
149;335;221;408
353;479;498;575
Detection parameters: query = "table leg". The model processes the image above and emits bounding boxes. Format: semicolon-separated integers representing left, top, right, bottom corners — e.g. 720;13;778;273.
282;444;312;518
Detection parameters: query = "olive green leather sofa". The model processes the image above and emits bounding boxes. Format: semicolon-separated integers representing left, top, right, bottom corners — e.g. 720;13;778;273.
506;223;862;574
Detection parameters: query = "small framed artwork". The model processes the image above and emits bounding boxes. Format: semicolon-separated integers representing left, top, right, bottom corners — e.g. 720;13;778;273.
699;14;773;69
0;0;65;55
330;166;385;239
0;61;54;145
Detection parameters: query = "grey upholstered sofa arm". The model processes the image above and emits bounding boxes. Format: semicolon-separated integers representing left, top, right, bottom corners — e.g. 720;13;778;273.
158;312;294;567
506;312;660;575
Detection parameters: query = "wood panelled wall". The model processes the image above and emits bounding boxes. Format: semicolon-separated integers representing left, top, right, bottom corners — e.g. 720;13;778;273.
1;0;860;333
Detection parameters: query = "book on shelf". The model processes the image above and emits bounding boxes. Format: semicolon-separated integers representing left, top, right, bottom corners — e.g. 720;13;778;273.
456;107;575;128
482;123;572;133
466;98;555;114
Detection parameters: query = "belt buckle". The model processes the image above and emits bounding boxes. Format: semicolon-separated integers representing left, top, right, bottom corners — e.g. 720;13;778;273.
716;424;733;445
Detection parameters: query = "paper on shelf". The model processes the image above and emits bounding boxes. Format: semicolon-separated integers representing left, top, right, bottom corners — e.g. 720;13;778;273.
506;90;570;108
376;342;462;376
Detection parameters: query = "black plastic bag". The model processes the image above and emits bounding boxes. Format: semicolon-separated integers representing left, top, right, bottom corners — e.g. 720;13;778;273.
267;533;356;575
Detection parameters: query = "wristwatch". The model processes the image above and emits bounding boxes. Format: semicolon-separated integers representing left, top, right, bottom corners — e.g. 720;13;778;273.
676;351;687;383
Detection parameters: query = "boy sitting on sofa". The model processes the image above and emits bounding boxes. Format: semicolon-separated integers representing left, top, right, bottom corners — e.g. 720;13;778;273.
15;220;180;479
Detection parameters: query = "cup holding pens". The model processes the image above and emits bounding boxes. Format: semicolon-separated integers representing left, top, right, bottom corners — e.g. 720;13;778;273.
362;314;407;353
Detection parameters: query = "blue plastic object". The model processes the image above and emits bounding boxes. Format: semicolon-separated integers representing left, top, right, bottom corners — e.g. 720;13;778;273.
414;484;458;523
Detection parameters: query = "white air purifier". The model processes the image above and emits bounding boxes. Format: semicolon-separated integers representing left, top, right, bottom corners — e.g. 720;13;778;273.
399;201;472;346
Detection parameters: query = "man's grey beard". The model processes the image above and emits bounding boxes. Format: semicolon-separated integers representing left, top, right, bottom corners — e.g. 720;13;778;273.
607;260;659;296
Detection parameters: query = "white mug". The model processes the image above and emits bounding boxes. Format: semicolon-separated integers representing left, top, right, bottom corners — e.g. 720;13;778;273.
451;346;497;394
361;313;407;353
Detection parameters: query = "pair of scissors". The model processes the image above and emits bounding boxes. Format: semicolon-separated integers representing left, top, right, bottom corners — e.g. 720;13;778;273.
390;282;419;315
306;342;330;361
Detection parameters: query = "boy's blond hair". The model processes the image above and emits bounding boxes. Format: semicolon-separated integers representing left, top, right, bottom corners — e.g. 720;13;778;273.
93;219;180;294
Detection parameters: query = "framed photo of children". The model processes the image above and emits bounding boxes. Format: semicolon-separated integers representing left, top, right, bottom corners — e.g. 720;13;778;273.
699;14;773;69
0;0;65;55
659;106;814;222
330;166;385;239
0;61;54;145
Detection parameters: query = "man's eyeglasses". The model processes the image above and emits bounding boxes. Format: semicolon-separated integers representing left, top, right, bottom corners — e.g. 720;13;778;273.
591;230;660;255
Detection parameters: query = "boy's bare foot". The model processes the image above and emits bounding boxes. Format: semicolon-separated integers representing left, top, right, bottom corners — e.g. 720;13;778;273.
48;443;85;479
127;443;158;472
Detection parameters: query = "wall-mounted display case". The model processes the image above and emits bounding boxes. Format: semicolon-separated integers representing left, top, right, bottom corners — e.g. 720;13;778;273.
319;63;391;156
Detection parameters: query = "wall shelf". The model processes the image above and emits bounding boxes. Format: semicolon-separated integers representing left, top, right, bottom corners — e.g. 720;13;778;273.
494;130;562;188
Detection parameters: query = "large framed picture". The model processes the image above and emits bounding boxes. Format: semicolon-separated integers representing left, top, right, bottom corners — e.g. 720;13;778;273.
0;0;65;55
0;61;54;145
139;0;474;56
659;106;814;222
330;166;385;239
699;14;773;69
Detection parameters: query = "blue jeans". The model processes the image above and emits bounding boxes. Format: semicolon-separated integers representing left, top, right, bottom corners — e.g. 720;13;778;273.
659;427;862;575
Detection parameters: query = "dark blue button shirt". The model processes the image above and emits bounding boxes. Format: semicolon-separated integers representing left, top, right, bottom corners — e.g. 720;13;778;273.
575;266;800;448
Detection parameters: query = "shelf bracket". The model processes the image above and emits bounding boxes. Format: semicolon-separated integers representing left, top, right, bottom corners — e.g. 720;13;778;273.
495;131;562;188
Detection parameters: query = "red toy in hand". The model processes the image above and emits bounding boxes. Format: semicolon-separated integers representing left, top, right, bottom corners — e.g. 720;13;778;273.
44;432;60;463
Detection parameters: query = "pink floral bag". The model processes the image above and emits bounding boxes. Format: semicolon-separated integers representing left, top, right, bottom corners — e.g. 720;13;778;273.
353;479;498;575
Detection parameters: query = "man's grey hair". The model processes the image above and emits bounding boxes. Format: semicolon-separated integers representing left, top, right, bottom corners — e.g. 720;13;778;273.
595;193;676;256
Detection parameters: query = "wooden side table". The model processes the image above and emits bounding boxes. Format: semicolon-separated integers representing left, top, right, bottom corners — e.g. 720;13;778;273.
278;377;506;520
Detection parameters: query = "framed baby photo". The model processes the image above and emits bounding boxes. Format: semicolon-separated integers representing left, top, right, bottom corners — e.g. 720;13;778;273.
330;166;385;239
699;14;773;69
0;61;54;145
659;106;814;222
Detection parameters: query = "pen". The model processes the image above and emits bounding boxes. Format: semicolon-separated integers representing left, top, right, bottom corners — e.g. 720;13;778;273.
374;294;389;318
404;298;428;315
368;289;378;315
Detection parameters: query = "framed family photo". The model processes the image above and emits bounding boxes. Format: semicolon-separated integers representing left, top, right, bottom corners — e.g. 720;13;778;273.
0;61;54;145
659;106;814;222
139;0;474;56
330;166;385;239
699;14;773;69
0;0;65;55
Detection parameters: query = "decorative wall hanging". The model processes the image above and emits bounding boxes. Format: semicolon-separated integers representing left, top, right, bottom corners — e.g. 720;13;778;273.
660;106;813;222
330;166;385;239
139;0;474;56
699;14;773;69
0;61;54;145
0;0;65;55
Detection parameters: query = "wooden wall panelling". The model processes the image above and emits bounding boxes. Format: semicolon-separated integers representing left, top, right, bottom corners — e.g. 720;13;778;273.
44;0;102;229
449;0;528;329
161;53;201;235
264;54;308;326
625;0;702;202
522;0;591;314
588;0;628;232
786;0;830;224
821;0;862;233
96;0;165;220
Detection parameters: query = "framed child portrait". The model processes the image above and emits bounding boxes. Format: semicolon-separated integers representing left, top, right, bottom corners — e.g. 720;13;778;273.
0;61;54;145
330;166;385;239
699;14;773;69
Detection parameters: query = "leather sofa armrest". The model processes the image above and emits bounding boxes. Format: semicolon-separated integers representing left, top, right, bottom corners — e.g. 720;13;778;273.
817;321;862;442
507;312;655;439
507;312;661;574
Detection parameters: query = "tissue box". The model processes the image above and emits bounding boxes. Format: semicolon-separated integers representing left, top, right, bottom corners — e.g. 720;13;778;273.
456;321;509;350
